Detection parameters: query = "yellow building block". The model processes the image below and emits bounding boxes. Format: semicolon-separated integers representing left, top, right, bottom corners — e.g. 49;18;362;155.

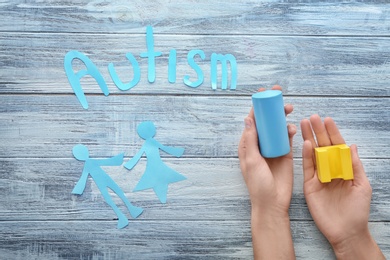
315;144;354;183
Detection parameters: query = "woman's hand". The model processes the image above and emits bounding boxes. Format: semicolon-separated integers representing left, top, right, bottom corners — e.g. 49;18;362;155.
301;115;384;259
238;85;296;259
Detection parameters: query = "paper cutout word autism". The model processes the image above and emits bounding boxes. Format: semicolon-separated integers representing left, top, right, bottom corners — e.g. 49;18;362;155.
124;121;186;204
72;144;143;229
64;26;237;109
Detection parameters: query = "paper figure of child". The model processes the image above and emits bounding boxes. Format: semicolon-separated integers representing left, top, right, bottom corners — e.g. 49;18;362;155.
72;144;143;229
124;121;186;203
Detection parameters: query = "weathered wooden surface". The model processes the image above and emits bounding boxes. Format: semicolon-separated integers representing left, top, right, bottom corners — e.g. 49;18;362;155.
1;0;390;259
1;96;389;158
1;221;389;260
1;33;390;97
1;0;390;36
1;158;389;221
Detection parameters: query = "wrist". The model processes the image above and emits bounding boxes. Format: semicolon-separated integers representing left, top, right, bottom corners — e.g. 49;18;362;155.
251;201;290;219
251;206;292;241
252;207;289;224
251;207;295;259
331;228;384;260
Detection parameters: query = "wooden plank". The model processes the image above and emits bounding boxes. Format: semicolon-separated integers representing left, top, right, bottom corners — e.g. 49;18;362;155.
0;158;388;222
1;33;390;96
0;220;388;259
1;1;390;36
1;95;389;158
1;1;389;259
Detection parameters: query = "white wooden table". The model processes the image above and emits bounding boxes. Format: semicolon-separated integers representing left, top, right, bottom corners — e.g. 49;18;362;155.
1;1;389;259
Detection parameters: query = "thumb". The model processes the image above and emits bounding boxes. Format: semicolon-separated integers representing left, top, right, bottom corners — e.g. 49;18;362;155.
243;117;264;167
302;140;316;183
350;144;369;185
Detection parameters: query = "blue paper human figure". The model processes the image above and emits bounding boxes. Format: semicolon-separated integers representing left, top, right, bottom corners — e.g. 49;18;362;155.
124;121;186;203
72;144;143;229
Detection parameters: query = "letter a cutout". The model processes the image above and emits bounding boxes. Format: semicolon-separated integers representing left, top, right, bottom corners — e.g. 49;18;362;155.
64;50;109;109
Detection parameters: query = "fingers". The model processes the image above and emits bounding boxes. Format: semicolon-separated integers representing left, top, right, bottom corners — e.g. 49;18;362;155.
350;144;370;187
324;117;345;145
238;114;264;182
301;115;344;148
288;124;297;142
287;124;297;156
238;118;249;180
309;114;331;147
247;87;266;119
302;140;316;183
259;85;282;92
247;107;255;123
238;130;246;169
256;86;293;116
284;104;293;116
271;85;282;91
268;85;294;115
301;119;317;150
243;117;263;167
282;124;297;159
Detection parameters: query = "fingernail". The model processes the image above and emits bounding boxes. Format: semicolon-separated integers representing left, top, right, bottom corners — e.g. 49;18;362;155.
244;118;252;129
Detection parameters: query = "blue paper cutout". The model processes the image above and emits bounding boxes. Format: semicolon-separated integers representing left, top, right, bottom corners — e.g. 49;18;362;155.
64;51;109;109
124;121;186;204
140;26;162;83
183;50;205;88
211;53;237;90
72;144;143;229
108;53;141;90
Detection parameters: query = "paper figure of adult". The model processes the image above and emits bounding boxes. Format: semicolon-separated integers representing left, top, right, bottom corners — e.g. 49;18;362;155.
124;121;186;203
72;144;143;229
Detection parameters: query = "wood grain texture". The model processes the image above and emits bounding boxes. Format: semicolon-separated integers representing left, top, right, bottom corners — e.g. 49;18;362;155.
1;33;390;96
1;0;390;36
1;95;389;158
1;220;389;260
1;0;390;259
0;158;389;222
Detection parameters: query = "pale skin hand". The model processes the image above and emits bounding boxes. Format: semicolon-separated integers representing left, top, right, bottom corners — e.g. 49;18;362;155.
301;115;385;259
238;85;296;260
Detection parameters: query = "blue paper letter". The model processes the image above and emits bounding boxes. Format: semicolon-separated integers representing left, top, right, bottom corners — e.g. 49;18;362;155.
183;50;205;88
211;53;237;90
64;50;109;109
140;26;162;83
108;53;141;91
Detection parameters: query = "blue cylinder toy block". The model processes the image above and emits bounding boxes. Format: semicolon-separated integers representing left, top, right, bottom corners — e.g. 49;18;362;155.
251;90;290;158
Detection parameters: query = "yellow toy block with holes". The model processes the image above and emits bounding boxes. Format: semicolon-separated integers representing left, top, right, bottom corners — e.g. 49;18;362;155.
315;144;354;183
